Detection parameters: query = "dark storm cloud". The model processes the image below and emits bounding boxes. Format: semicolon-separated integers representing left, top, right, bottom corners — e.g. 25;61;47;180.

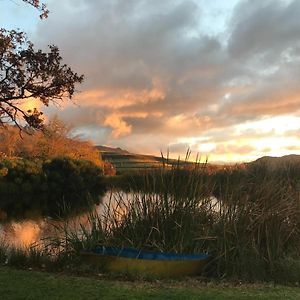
33;0;300;155
222;0;300;120
228;0;300;60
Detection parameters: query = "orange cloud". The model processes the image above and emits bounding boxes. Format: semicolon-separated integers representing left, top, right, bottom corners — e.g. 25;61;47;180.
104;113;132;138
76;79;166;110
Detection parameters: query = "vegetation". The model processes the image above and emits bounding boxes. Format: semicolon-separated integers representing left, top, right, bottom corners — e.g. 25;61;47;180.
22;0;49;19
56;160;300;284
0;147;299;284
208;163;300;282
0;29;83;128
43;157;106;213
0;267;300;300
0;156;106;218
0;118;107;219
0;0;81;129
0;119;103;166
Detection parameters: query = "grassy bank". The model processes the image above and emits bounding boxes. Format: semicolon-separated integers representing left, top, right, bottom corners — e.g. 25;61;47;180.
0;267;299;300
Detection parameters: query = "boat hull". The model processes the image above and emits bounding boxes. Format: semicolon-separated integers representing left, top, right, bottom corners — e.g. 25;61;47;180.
81;248;210;278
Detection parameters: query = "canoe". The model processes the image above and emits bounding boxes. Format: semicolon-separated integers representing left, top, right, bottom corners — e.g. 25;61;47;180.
81;246;210;278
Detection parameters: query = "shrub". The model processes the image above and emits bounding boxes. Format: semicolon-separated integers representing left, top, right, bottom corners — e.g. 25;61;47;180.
43;157;106;215
0;157;106;218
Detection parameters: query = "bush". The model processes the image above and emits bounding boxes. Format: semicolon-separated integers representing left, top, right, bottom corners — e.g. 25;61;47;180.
0;157;106;218
43;157;106;215
0;158;45;217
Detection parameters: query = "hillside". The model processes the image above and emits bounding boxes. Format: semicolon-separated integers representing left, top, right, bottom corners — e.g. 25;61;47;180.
250;154;300;169
96;146;200;174
97;145;130;155
98;146;300;174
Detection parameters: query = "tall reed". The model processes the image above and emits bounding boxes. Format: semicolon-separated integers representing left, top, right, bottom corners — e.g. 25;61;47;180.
208;163;300;282
58;159;300;282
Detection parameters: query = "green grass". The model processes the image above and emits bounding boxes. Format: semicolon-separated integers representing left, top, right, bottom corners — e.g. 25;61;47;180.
0;267;299;300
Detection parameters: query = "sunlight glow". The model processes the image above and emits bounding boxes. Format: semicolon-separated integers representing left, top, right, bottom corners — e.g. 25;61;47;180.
235;115;300;134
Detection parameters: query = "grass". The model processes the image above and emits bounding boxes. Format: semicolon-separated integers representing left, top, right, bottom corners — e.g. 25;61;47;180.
0;240;82;274
0;267;300;300
59;160;300;283
1;156;299;284
56;162;215;254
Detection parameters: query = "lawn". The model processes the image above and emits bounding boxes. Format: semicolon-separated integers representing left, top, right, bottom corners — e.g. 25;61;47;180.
0;268;299;300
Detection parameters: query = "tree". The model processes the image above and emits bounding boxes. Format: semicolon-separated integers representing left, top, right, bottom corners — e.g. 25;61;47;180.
0;1;83;129
0;29;84;128
0;118;103;166
22;0;49;19
43;157;106;211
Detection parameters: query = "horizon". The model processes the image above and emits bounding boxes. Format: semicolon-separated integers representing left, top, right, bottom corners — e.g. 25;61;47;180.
97;144;300;165
1;0;300;163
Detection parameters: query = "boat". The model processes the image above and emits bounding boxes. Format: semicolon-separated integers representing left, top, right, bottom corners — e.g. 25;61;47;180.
81;246;210;278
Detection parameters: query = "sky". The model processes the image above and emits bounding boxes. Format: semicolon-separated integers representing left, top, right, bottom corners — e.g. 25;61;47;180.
1;0;300;163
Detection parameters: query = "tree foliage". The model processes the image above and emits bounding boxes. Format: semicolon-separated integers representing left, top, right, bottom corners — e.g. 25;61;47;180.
0;29;83;128
22;0;49;19
43;157;106;211
0;119;103;166
0;157;106;218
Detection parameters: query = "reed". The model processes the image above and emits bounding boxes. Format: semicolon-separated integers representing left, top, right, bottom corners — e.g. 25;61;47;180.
207;164;300;282
55;159;300;282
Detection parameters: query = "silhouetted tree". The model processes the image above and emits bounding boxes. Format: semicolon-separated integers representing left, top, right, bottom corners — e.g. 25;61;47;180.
0;1;83;129
22;0;49;19
0;29;83;128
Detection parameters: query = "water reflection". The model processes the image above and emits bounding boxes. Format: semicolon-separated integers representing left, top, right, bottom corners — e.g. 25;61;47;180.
0;193;112;248
1;220;42;247
0;192;220;248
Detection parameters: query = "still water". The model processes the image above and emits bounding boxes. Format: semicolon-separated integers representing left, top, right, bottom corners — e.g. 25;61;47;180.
0;191;219;248
0;192;115;248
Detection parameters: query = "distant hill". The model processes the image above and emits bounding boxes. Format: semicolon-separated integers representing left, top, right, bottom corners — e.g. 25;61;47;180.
97;145;300;174
96;145;203;174
97;145;130;155
96;145;172;173
250;154;300;170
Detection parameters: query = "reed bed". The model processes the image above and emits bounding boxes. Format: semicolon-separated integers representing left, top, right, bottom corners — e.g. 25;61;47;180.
50;159;300;283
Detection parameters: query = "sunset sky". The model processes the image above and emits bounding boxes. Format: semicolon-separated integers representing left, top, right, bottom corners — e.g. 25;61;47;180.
1;0;300;162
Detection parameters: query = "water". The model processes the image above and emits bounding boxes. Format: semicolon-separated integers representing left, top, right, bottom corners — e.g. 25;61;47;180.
0;191;219;248
0;193;113;248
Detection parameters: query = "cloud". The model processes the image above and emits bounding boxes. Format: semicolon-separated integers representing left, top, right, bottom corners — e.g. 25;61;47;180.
214;144;256;155
29;0;300;160
228;0;300;60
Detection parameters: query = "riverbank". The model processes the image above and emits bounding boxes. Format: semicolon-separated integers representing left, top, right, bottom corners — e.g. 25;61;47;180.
0;267;299;300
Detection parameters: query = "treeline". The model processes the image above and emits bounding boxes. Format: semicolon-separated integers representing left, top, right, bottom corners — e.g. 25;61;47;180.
0;119;109;219
0;157;106;219
0;118;103;167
